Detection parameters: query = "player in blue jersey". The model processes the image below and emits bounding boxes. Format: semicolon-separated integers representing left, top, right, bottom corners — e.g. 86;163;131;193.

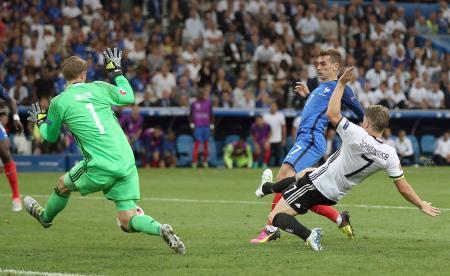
0;84;23;211
251;49;365;243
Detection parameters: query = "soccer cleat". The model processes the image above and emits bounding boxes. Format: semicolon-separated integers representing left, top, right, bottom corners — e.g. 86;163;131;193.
160;224;186;254
24;196;52;228
305;228;323;251
338;211;355;239
250;228;281;243
11;198;22;212
255;168;273;198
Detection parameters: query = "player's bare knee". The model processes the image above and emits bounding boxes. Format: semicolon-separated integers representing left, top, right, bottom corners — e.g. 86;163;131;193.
276;164;295;181
55;176;71;196
117;210;137;233
117;214;133;233
0;150;11;163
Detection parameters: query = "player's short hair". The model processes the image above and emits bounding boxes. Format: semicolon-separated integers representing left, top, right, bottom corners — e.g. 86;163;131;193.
61;56;87;81
365;105;390;133
319;49;342;65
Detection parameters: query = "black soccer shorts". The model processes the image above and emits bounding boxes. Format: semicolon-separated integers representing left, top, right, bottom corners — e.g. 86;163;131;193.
281;173;337;214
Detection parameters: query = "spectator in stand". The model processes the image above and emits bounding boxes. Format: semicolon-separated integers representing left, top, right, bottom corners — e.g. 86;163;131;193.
263;102;286;166
173;76;196;105
385;12;407;36
395;130;415;166
386;82;408;109
369;81;389;107
219;90;234;108
295;8;319;51
356;82;371;109
250;115;271;169
253;37;275;80
365;60;387;91
141;126;165;168
203;17;224;57
382;128;396;148
155;89;178;107
151;63;176;99
236;90;255;109
433;130;450;166
163;130;177;168
183;9;204;47
9;78;29;105
119;105;143;157
232;78;246;107
409;79;428;109
426;83;445;109
190;85;213;168
139;90;157;107
223;137;253;169
62;0;82;19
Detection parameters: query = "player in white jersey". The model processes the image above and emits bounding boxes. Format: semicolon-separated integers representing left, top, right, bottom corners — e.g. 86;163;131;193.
255;67;440;251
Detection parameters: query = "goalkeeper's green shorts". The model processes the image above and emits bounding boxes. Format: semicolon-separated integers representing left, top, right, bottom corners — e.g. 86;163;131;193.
63;161;140;203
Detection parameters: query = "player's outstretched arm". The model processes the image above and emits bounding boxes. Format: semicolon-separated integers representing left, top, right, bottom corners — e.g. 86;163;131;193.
99;47;135;106
342;85;365;122
28;101;62;143
394;178;440;217
326;67;354;127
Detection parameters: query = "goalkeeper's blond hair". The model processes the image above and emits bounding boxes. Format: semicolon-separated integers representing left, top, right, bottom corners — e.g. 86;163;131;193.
61;56;87;81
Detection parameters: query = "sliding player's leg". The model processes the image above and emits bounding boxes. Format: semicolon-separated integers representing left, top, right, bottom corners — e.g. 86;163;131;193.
269;175;334;251
108;167;185;254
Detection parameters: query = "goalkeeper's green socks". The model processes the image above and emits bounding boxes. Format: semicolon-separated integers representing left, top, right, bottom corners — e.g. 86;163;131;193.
41;190;70;223
129;215;161;236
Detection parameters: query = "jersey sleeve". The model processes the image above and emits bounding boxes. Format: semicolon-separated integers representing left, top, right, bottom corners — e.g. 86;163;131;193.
385;151;404;181
336;116;367;145
92;75;134;106
39;99;62;143
342;85;365;122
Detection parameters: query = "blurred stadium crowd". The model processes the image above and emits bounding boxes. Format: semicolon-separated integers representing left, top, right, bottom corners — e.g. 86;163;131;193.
0;0;449;166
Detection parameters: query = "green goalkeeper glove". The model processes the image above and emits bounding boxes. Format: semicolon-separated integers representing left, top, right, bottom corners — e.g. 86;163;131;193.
103;47;123;78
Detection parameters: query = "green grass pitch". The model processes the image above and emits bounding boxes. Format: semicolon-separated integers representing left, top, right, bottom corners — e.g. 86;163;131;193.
0;167;449;275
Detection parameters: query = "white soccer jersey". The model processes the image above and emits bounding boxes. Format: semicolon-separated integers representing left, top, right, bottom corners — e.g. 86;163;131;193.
309;117;404;202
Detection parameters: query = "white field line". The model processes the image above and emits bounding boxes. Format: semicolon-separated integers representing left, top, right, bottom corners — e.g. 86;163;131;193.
1;194;449;211
0;268;90;276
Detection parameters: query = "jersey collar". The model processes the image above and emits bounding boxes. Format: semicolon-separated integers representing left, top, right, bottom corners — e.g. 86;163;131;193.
371;135;383;144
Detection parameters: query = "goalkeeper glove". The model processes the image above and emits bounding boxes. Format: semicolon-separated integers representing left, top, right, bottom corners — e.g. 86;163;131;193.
27;102;48;127
103;47;123;78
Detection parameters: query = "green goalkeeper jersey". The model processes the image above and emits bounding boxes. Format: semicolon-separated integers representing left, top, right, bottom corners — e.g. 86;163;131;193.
39;75;135;176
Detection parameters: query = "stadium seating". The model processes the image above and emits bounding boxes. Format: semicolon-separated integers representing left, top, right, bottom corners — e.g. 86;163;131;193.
420;135;437;157
407;135;421;163
176;134;194;167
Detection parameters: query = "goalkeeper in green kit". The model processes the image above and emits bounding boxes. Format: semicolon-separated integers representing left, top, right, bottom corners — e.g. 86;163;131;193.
24;48;185;254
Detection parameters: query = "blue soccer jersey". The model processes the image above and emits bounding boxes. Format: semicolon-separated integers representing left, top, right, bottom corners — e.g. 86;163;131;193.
284;80;364;172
